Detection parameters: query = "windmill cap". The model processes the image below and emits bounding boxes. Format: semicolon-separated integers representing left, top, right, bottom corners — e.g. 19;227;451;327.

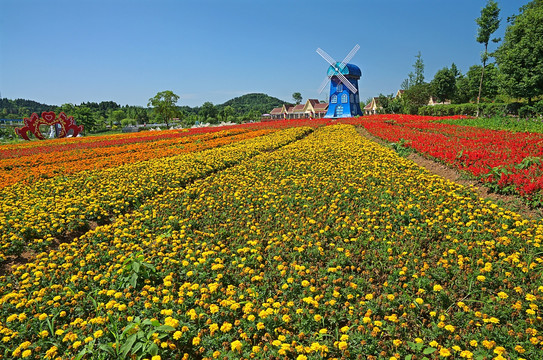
327;63;361;78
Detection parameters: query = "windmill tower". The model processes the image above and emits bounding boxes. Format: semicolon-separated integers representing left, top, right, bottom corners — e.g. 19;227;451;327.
317;44;363;118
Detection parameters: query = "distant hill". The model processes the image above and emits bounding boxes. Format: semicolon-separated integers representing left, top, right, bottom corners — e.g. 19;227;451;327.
1;93;291;121
217;93;291;115
0;98;57;117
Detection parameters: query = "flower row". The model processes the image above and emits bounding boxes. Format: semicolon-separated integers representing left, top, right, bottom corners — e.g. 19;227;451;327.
0;128;255;188
0;126;311;260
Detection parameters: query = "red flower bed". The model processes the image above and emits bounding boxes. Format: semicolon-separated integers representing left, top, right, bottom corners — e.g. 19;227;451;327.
344;114;543;205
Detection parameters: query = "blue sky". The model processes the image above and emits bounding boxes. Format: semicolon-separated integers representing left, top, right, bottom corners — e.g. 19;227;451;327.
0;0;526;108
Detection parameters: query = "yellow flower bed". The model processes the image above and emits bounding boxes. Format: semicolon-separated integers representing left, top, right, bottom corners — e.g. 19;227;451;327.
0;127;311;260
0;124;541;360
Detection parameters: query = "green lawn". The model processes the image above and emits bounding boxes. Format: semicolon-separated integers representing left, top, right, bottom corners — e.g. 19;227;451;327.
439;116;543;133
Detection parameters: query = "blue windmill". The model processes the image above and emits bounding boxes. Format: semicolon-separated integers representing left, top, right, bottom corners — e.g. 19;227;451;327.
317;44;363;118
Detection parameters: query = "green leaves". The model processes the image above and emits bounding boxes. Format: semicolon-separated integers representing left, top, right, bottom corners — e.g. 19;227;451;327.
495;0;543;100
120;251;156;289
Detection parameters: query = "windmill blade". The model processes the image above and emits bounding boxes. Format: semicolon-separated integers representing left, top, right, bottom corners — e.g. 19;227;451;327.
316;48;337;67
318;77;330;93
336;72;358;93
339;44;360;70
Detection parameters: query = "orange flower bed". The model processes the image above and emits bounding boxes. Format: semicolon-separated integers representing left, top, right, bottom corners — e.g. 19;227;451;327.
0;128;257;188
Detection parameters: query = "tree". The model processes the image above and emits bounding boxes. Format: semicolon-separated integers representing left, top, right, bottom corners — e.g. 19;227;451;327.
292;92;302;105
221;105;235;122
412;51;425;86
450;63;461;79
147;90;180;128
431;67;456;103
403;83;431;114
74;106;95;133
495;0;543;103
402;51;424;90
476;0;501;113
109;109;125;126
199;102;218;124
455;64;500;103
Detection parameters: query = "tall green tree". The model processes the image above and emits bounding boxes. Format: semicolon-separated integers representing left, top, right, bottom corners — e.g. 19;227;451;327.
495;0;543;103
147;90;180;128
292;92;302;105
412;51;425;86
199;102;218;124
431;67;456;103
475;0;501;113
109;109;125;126
74;106;95;133
403;83;431;114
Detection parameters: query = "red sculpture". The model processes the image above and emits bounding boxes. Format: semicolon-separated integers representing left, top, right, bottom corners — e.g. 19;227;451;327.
15;111;84;140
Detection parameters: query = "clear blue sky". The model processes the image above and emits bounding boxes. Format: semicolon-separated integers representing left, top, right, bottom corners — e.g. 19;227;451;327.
0;0;526;108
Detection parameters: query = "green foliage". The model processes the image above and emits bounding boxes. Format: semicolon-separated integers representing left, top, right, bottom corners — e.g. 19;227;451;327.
431;67;456;103
403;83;431;114
199;101;218;124
419;102;513;117
390;138;414;157
292;92;302;105
495;0;543;101
438;115;543;134
476;0;501;55
217;93;289;118
148;90;180;128
119;252;156;290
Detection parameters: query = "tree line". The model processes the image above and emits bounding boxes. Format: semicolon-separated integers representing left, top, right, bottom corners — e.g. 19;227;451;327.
373;0;543;117
0;93;289;135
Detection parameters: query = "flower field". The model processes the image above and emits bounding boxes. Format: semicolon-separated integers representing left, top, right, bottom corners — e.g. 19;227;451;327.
350;115;543;205
0;119;542;360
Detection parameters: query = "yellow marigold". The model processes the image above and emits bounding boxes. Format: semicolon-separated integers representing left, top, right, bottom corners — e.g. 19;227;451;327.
433;284;443;292
192;336;201;345
151;356;161;360
173;331;183;340
439;347;451;357
314;314;322;322
393;339;402;347
497;291;508;299
220;322;232;332
21;349;32;358
297;355;308;360
231;340;243;352
338;341;348;350
44;345;58;359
